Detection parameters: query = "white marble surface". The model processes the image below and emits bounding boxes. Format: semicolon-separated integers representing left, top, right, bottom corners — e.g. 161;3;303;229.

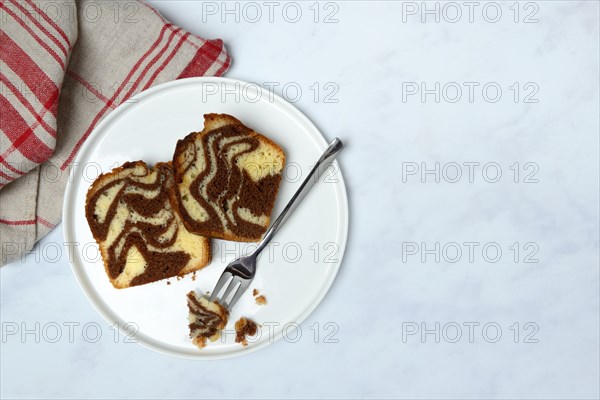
1;1;599;398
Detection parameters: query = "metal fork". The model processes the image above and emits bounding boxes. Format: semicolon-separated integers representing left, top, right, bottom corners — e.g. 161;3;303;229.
210;138;344;309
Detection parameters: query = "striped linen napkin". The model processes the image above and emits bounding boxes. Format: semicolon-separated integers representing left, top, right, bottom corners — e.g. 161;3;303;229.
0;0;231;265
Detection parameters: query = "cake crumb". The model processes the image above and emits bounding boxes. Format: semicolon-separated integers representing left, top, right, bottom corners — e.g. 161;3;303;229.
187;291;229;350
166;281;171;285
235;317;258;346
191;272;197;281
252;289;267;305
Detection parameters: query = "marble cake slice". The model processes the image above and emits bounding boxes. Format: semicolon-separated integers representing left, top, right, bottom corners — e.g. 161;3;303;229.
85;161;211;289
173;114;285;242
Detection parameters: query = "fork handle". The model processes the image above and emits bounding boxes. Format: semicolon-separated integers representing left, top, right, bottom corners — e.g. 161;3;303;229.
253;138;344;255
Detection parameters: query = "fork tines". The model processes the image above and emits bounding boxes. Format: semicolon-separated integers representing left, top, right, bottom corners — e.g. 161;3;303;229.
209;271;250;310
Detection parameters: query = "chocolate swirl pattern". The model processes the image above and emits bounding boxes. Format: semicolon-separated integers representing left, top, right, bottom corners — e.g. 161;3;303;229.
187;291;229;349
85;161;211;288
173;114;285;242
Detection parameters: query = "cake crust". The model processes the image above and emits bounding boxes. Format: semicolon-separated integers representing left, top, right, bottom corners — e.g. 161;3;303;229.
173;114;285;242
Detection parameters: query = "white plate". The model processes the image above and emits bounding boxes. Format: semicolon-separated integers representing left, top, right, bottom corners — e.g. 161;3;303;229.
63;77;348;359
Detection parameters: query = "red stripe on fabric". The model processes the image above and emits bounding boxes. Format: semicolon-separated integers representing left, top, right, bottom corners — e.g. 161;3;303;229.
9;0;68;57
66;69;113;106
60;23;175;170
0;157;26;176
141;16;202;50
0;168;14;180
0;219;35;226
20;101;53;139
36;216;54;228
0;72;57;138
215;48;231;77
175;28;202;50
24;0;71;47
0;95;54;163
130;4;221;54
0;86;59;161
177;39;223;79
106;23;173;110
0;3;65;68
143;32;190;90
120;28;181;102
197;40;226;76
0;29;59;106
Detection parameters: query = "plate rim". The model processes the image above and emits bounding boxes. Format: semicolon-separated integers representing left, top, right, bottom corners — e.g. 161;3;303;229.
62;76;349;359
